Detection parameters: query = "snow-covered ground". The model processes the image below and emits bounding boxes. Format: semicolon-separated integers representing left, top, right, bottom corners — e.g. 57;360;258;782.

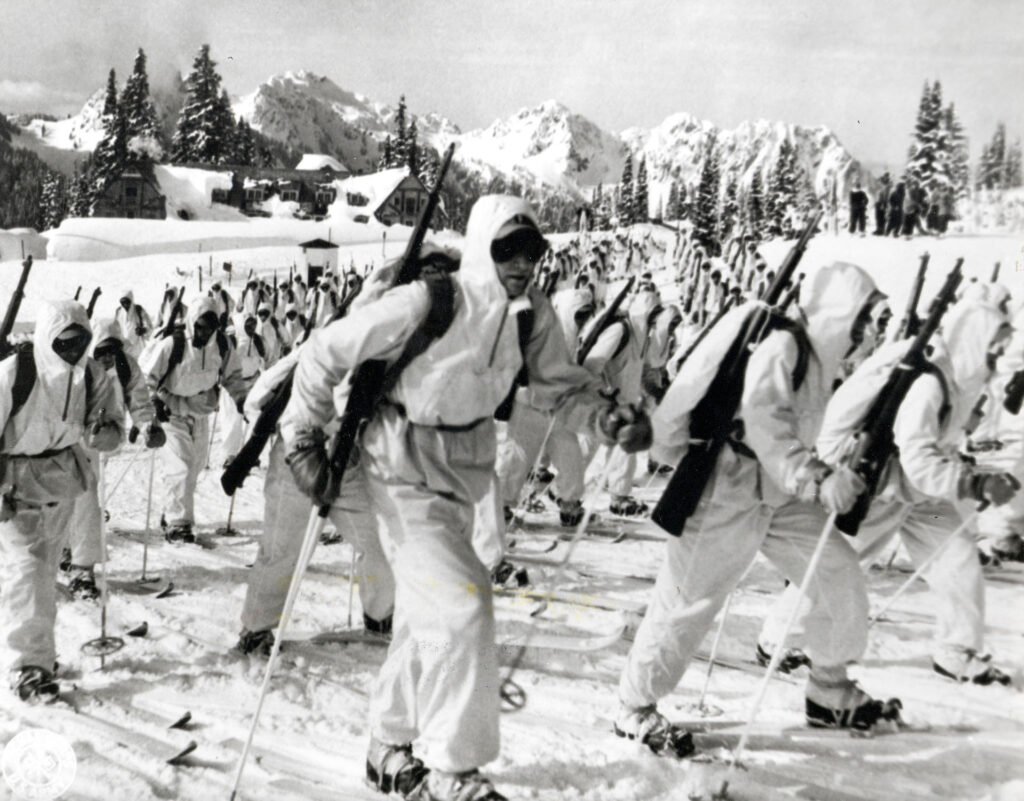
0;223;1022;801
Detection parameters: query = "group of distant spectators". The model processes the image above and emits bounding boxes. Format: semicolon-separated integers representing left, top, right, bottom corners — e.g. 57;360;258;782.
847;172;954;238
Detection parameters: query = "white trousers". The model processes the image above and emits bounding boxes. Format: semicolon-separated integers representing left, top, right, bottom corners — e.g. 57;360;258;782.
580;431;636;498
759;497;984;663
495;401;585;506
64;447;104;567
619;450;868;709
0;499;75;671
364;407;500;773
160;413;209;527
240;437;395;631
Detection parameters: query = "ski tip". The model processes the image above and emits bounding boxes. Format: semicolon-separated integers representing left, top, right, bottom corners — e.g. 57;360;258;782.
169;711;192;730
126;622;149;638
155;583;174;599
166;740;197;765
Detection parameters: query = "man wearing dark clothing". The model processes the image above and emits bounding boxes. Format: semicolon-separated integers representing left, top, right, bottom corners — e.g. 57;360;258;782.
886;181;905;237
901;182;929;237
849;182;869;234
874;173;891;235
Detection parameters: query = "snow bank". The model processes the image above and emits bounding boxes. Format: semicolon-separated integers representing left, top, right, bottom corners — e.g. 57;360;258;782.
0;227;48;260
153;165;242;223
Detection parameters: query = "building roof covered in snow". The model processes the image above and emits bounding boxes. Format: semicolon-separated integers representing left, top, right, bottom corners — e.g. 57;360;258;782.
298;237;339;249
295;153;350;173
338;168;411;209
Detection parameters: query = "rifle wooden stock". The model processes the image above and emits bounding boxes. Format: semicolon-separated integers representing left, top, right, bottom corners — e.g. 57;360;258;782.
894;253;929;341
835;261;963;535
651;211;822;537
0;256;33;357
86;287;102;319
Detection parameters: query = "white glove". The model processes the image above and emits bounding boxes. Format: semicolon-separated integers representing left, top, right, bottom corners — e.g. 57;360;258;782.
818;465;866;515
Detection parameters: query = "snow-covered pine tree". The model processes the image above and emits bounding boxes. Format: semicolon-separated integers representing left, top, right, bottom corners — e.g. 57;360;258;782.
417;146;441;190
92;69;128;191
977;123;1006;190
39;172;67;230
747;169;765;238
906;80;942;188
619;152;634;226
171;44;231;164
716;175;738;243
232;117;256;165
120;48;163;164
634;157;649;223
692;135;721;253
406;117;419;174
215;90;235;164
666;182;679;221
944;103;970;200
766;137;800;237
1006;139;1023;189
66;166;94;218
378;136;393;170
391;96;408;169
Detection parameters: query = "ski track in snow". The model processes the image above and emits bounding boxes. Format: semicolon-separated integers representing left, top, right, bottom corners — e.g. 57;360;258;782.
1;228;1023;800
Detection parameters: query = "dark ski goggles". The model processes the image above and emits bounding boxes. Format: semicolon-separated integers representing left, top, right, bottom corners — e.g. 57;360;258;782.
285;311;298;320
257;310;271;320
93;341;122;361
490;227;549;264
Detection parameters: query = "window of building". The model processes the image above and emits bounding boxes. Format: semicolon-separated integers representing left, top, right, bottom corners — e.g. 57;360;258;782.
281;190;299;202
404;194;418;214
125;185;138;198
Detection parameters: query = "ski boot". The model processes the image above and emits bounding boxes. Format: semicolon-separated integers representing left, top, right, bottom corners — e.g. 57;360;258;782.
406;768;506;801
236;628;275;657
10;665;60;704
528;466;555;487
365;737;428;797
502;506;515;525
364;613;393;639
805;672;903;731
68;567;100;601
646;459;673;476
164;522;195;545
491;559;529;588
992;533;1024;563
755;642;812;674
613;703;695;757
552;495;583;528
933;650;1012;686
609;495;648;518
59;547;72;573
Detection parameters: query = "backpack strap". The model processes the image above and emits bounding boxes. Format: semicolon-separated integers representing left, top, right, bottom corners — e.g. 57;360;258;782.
494;307;535;421
921;362;952;425
765;314;811;391
113;350;133;394
379;273;457;396
156;332;186;389
9;344;37;420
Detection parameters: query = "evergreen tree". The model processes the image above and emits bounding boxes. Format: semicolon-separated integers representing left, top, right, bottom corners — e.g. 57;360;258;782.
66;165;94;217
906;80;943;188
232;117;256;165
944;104;970;200
171;44;232;164
378;135;393;170
633;157;649;223
39;172;66;230
716;175;738;242
391;96;408;168
406;117;419;174
692;135;721;253
747;169;765;237
766;137;800;236
666;181;679;221
120;48;162;163
92;69;128;190
619;152;634;225
1006;139;1023;189
977;123;1007;190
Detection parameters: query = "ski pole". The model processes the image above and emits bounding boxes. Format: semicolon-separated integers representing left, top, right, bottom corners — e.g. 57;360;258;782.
868;510;980;628
507;414;559;534
694;559;757;714
230;503;329;800
81;455;125;668
216;493;237;536
103;446;144;505
500;457;616;708
725;511;838;783
347;545;356;630
140;450;158;583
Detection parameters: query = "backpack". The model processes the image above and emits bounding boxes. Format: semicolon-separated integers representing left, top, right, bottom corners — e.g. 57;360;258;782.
156;329;230;390
816;339;950;466
5;342;95;423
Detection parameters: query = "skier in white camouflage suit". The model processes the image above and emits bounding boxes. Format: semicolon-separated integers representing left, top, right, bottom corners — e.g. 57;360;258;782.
0;301;124;701
758;295;1018;685
616;262;900;756
280;195;651;801
114;289;153;359
139;296;248;543
61;317;165;601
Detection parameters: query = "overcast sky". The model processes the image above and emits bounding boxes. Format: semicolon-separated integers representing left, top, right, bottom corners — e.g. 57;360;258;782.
3;0;1021;168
